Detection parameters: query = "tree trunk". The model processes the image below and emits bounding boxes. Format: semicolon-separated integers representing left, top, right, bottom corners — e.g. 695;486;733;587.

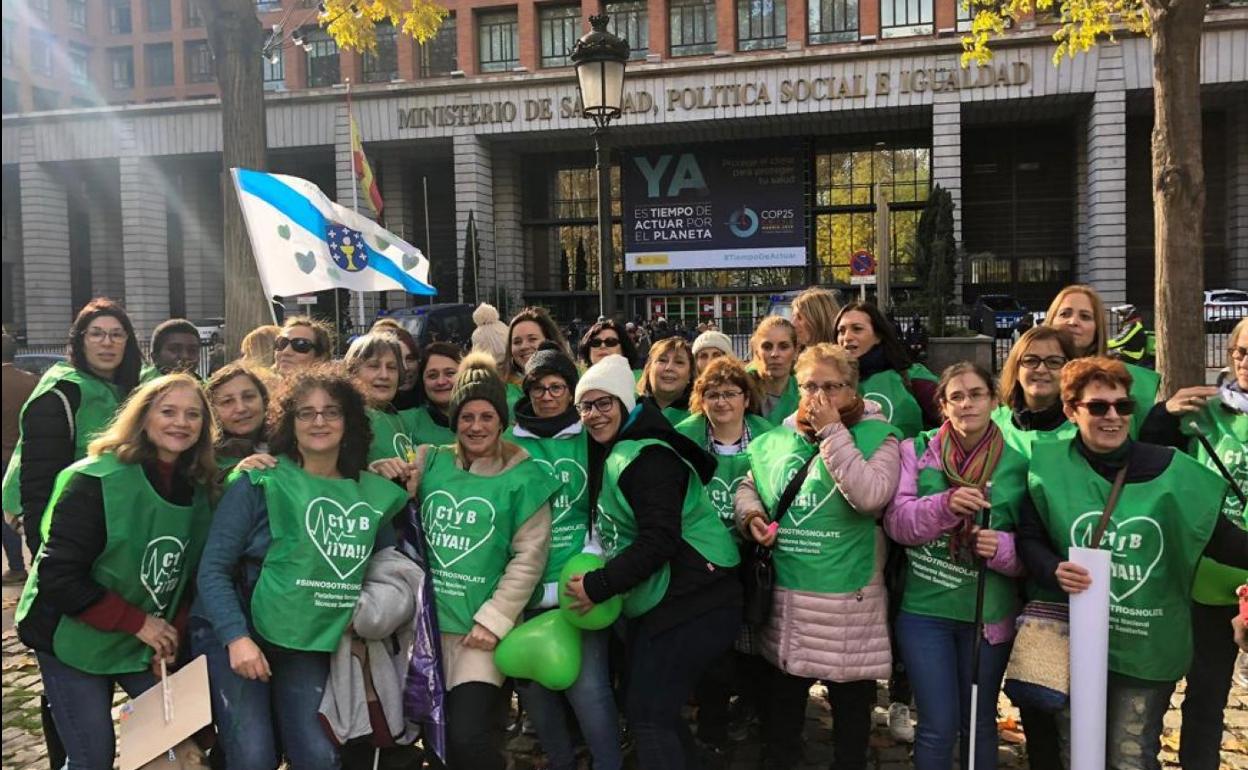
204;0;271;356
1147;0;1206;397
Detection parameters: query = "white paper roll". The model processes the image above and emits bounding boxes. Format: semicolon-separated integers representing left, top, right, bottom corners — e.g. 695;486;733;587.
1069;546;1112;770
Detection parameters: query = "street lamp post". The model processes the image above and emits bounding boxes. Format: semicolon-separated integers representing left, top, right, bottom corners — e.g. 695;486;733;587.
570;14;629;321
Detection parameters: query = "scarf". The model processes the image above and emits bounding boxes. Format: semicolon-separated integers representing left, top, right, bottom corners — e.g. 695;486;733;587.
938;419;1005;563
1220;380;1248;415
1010;392;1067;433
513;397;580;438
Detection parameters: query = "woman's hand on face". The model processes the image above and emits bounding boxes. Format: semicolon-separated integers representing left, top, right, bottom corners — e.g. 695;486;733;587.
948;487;990;517
461;623;500;651
135;614;178;660
807;392;840;433
1055;561;1092;594
227;636;272;682
563;574;595;614
973;527;1000;560
1164;386;1219;417
234;453;278;472
746;515;777;547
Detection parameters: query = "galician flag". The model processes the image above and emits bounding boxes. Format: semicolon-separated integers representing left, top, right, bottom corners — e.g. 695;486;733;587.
231;168;435;297
351;114;383;216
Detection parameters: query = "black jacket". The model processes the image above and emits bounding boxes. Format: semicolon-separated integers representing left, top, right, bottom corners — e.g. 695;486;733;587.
19;381;81;553
583;401;741;633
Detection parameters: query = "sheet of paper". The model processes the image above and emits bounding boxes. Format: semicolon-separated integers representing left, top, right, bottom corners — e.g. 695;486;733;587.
1068;546;1111;770
118;655;212;770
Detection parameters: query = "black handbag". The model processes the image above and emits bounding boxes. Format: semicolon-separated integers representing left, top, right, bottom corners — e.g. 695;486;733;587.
742;456;816;626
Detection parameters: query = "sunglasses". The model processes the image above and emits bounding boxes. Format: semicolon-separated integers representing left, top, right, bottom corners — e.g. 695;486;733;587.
589;337;622;349
1072;399;1135;417
275;336;320;354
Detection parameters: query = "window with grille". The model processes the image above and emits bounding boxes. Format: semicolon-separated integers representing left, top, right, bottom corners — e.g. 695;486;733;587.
262;46;284;90
478;10;518;72
184;0;204;27
185;39;214;82
29;32;53;76
28;0;50;20
539;5;580;68
146;0;172;31
33;86;58;110
605;1;648;59
737;0;786;50
880;0;932;37
669;0;716;57
419;14;456;76
109;47;134;88
70;45;90;84
304;28;340;86
146;43;174;86
808;0;857;43
521;161;622;296
109;0;133;33
362;23;398;81
67;0;88;30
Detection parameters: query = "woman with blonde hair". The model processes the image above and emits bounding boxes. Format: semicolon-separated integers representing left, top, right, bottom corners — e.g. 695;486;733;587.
273;316;333;375
240;324;280;370
992;325;1079;457
637;336;696;425
791;287;840;349
16;374;216;769
749;316;801;426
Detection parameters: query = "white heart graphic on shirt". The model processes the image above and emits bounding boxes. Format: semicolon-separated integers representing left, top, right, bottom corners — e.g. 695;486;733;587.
304;497;382;580
706;475;746;521
1069;510;1165;603
421;490;498;569
533;458;588;525
771;453;836;527
140;536;187;611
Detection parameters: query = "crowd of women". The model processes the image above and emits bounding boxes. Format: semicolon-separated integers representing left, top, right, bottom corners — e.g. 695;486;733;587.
2;283;1246;770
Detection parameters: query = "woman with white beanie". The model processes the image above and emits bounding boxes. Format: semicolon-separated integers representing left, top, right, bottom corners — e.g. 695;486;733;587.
471;303;509;368
563;354;742;770
691;330;736;375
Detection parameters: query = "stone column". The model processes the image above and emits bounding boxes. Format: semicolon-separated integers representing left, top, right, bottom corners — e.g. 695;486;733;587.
1079;45;1128;305
453;133;495;306
88;165;125;303
119;155;171;341
19;150;72;344
492;145;524;314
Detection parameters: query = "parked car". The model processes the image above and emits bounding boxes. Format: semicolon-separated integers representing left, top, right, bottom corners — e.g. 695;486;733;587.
969;294;1028;338
1204;289;1248;332
13;352;65;376
380;304;475;349
193;318;225;346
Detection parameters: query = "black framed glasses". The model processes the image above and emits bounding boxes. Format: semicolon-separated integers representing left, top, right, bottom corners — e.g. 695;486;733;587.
575;396;617;416
275;336;320;354
1072;399;1135;417
530;383;569;399
294;405;344;423
1019;355;1067;371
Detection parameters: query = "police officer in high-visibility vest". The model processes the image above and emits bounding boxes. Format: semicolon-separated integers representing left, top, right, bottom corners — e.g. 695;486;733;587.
16;374;216;770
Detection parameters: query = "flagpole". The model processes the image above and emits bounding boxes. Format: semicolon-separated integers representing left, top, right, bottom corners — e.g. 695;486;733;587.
346;78;366;332
423;176;432;306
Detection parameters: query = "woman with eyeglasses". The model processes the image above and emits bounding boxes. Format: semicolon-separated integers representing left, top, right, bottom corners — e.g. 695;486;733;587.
749;316;801;427
834;301;940;438
192;368;409;770
579;318;639;372
206;363;270;471
1044;285;1159;437
884;362;1028;770
506;342;622;770
736;343;902;770
1016;357;1248;770
562;354;741;769
344;332;417;467
993;326;1079;458
15;374;216;770
272;316;333;375
503;307;572;415
403;353;558;770
405;341;462;448
1140;318;1248;770
637;336;696;425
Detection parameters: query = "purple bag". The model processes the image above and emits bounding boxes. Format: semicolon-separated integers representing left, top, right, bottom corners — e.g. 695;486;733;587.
397;502;447;765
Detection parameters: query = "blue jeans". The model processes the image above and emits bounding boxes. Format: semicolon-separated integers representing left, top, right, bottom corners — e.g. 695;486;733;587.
517;626;622;770
1054;675;1174;770
896;610;1013;770
190;618;340;770
36;651;158;770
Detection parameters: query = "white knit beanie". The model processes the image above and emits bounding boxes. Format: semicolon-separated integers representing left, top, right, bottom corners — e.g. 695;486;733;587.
470;303;509;367
575;354;636;414
691;330;734;359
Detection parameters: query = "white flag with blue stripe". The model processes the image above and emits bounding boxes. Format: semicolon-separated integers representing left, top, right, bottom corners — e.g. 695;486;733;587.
231;168;435;298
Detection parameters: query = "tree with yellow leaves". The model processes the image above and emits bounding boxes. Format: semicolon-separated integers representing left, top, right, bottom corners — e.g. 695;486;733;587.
964;0;1207;397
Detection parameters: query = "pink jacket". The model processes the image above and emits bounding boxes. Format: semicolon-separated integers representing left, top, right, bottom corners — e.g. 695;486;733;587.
734;408;901;682
883;432;1024;643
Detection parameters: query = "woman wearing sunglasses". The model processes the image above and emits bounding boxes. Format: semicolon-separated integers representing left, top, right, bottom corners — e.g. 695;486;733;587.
637;336;695;425
406;342;462;447
564;354;741;769
1044;285;1159;437
578;318;639;372
735;343;902;770
192;368;409;770
272;316;332;375
1016;357;1248;770
992;326;1079;458
344;332;417;466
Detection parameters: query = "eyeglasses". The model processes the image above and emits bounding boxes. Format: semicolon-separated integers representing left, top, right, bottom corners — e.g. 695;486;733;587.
1019;355;1068;371
575;396;617;416
1071;399;1135;417
704;389;744;403
530;383;569;398
800;382;851;396
275;336;320;354
294;405;344;423
85;328;128;343
1232;346;1248;362
589;337;621;349
945;389;992;405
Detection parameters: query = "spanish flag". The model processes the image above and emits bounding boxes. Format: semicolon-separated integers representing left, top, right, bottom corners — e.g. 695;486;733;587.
350;114;383;217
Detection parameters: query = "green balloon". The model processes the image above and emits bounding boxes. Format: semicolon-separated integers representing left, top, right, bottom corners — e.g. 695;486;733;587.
558;552;623;631
493;610;583;691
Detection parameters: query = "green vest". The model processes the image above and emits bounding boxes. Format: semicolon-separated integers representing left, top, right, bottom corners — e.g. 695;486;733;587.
907;363;939;383
1029;439;1225;681
1182;403;1248;605
367;407;415;463
860;370;924;438
2;363;121;516
748;421;901;593
16;454;211;674
505;427;593;591
248;458;408;652
1124;363;1160;439
990;404;1076;459
505;382;523;417
661;405;690;426
417;446;560;634
900;430;1028;624
403;406;457;448
596;438;740;618
674;413;774;534
139;364;161;384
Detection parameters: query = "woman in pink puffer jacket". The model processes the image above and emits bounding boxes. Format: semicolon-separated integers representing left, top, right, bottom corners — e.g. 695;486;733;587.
735;343;902;770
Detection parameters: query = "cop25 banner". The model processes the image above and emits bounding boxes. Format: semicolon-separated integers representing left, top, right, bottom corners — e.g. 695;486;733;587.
622;143;806;272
